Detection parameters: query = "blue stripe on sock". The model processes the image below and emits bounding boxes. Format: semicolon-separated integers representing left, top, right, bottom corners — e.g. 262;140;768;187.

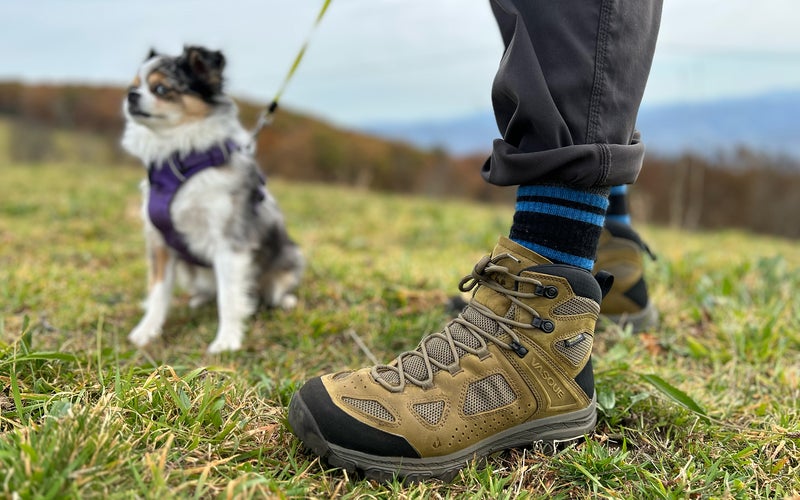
610;185;628;196
517;185;610;211
513;239;595;270
515;201;606;227
606;214;632;225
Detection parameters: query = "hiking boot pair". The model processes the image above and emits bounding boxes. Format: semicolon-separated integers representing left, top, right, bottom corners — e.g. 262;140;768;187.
288;226;656;481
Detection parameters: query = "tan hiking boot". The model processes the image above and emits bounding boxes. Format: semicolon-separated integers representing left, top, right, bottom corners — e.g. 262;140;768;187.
288;237;608;481
593;220;658;332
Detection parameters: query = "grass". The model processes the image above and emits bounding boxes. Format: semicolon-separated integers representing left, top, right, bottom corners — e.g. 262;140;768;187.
1;162;799;498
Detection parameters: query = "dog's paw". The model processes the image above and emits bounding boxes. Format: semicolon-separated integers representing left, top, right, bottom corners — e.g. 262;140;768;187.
279;294;298;310
128;323;161;347
207;335;242;354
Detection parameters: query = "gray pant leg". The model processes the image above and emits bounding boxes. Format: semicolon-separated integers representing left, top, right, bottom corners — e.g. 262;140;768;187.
482;0;663;188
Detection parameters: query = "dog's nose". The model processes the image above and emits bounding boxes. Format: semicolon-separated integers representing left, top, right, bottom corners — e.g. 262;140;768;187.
127;91;141;107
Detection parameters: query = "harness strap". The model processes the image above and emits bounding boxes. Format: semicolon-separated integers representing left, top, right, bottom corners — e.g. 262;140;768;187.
147;140;239;266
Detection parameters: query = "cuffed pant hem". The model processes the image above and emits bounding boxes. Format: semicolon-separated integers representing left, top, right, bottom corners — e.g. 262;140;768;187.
481;131;645;188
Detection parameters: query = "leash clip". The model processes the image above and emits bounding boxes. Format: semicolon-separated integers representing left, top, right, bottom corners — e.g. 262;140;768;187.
250;101;279;147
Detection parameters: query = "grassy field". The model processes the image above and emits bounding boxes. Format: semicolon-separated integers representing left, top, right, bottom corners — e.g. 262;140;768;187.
1;162;798;499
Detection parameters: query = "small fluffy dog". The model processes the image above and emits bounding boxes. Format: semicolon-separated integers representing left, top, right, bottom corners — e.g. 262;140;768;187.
122;46;304;353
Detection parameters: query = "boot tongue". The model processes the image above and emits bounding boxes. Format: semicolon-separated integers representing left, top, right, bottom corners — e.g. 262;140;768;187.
474;237;552;307
491;236;552;272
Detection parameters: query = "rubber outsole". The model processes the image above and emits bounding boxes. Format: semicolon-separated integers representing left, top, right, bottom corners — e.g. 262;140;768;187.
288;390;597;482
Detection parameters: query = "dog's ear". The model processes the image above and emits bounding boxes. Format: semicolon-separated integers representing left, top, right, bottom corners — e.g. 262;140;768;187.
146;48;159;61
182;46;226;94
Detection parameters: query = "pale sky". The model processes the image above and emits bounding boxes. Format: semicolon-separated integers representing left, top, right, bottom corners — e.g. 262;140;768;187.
1;0;799;127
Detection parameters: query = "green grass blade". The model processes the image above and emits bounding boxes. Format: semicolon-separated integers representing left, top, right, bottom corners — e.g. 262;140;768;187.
9;358;24;423
640;373;709;422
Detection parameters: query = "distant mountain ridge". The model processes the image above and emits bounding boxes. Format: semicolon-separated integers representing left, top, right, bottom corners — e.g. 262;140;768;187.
637;91;800;160
364;91;800;161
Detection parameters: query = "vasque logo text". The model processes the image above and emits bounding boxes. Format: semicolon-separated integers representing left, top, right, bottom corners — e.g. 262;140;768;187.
531;360;564;399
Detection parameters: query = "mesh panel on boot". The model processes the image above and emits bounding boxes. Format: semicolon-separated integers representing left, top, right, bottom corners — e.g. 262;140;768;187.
423;336;456;367
449;306;501;356
464;307;501;340
553;333;593;366
463;373;517;415
375;368;400;386
342;397;395;422
413;400;446;425
552;296;600;317
402;354;429;380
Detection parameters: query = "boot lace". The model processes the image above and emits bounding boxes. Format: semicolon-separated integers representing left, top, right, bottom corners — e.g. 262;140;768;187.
371;253;552;392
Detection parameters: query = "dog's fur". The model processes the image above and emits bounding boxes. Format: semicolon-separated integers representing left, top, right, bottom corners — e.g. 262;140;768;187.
122;46;303;353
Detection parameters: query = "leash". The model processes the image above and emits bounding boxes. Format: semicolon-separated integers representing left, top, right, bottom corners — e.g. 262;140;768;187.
251;0;334;140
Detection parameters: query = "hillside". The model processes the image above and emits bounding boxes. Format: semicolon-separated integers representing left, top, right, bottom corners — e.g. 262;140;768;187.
2;81;800;239
0;81;498;201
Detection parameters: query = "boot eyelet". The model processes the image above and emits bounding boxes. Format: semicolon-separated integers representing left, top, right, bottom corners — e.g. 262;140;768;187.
544;286;558;299
532;317;556;333
509;341;528;358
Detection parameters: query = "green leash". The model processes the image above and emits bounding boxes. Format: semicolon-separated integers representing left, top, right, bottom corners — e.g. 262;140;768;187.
252;0;334;138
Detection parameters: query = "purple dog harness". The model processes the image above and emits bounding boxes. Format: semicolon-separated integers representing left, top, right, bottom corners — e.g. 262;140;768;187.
147;139;239;267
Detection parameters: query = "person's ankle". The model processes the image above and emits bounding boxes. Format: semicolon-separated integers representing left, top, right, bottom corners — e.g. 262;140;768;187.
511;184;610;271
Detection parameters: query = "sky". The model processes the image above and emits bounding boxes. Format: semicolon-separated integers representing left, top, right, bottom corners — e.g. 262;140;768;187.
1;0;799;128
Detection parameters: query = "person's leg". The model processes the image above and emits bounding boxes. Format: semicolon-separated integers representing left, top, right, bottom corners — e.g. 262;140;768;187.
486;0;661;267
488;0;662;331
484;0;661;188
289;0;663;481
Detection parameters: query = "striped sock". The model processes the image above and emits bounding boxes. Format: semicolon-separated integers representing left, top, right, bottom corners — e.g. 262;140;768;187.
606;185;632;225
510;185;609;271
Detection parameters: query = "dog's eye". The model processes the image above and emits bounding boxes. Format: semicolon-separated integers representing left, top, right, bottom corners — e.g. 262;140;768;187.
153;84;170;96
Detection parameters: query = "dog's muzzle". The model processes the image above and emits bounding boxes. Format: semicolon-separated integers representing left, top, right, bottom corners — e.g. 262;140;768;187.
127;90;141;106
126;91;149;117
